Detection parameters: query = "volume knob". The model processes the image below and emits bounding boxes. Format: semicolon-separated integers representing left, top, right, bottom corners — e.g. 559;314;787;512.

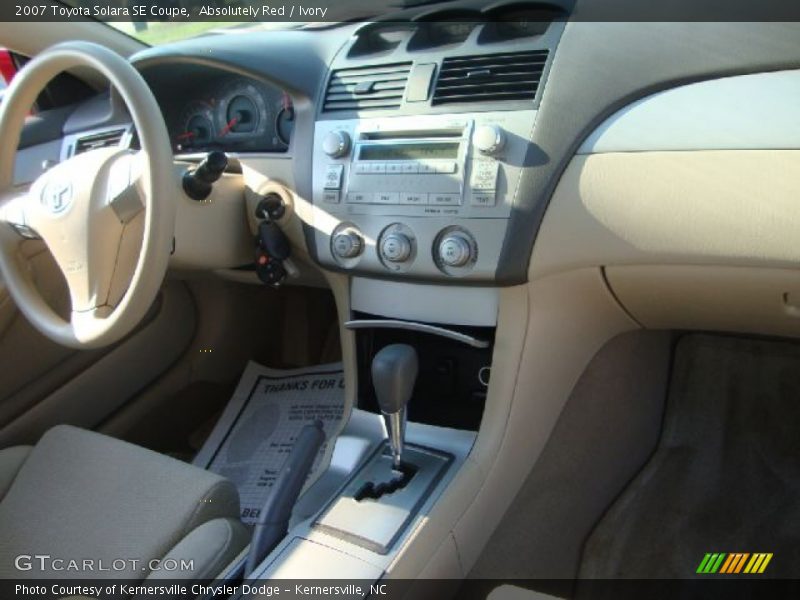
322;130;351;158
474;124;506;156
438;232;474;268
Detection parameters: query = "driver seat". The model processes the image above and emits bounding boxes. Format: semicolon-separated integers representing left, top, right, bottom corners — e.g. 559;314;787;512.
0;424;249;579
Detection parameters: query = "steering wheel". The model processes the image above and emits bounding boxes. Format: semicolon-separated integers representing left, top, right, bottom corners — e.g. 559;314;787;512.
0;42;176;349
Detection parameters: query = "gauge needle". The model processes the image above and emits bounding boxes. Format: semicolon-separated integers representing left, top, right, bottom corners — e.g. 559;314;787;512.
220;116;239;137
176;131;195;140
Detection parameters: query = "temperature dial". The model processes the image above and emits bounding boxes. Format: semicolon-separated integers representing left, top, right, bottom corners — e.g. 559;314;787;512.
434;227;478;275
322;130;351;158
474;124;506;156
331;228;364;259
438;233;474;267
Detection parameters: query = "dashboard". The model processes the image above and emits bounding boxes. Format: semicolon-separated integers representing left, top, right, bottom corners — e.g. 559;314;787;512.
20;0;798;288
160;74;294;154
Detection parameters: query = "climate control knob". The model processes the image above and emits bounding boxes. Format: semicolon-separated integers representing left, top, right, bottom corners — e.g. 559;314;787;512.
322;130;351;158
474;124;506;156
438;232;474;267
380;233;413;263
331;229;363;259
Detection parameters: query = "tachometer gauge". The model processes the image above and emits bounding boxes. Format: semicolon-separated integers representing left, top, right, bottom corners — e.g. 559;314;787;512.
217;80;269;144
176;101;215;151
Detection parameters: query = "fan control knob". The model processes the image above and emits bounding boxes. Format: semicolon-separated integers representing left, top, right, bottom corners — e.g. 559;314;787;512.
380;233;413;263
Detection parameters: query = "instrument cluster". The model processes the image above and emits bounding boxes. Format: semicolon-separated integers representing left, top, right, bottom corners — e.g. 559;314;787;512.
170;77;294;154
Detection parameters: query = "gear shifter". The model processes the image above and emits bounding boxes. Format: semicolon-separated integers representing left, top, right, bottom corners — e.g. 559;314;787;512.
371;344;418;469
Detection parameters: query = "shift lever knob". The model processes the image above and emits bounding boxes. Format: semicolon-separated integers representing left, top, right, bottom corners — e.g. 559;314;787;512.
372;344;418;468
372;344;418;414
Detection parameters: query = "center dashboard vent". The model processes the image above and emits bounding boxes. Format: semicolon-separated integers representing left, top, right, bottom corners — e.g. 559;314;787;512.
72;128;127;156
432;50;549;105
323;62;412;112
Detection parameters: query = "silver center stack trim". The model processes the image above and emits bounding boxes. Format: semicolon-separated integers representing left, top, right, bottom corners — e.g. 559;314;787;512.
344;319;490;348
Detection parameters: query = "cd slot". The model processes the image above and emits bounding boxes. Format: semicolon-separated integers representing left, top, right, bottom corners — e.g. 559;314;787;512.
360;128;463;140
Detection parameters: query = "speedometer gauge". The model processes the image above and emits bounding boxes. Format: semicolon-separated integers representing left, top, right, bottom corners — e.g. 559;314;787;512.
217;81;269;144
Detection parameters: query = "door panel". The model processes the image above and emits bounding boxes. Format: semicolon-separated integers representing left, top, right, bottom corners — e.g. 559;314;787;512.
0;281;195;446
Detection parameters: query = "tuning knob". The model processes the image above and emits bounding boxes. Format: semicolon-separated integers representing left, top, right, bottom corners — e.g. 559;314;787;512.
322;130;351;158
332;228;363;259
474;124;506;156
380;233;413;263
437;232;475;268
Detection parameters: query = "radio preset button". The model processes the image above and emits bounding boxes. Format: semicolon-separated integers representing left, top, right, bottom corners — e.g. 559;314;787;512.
368;163;386;174
322;191;340;204
402;162;418;174
386;162;404;174
435;161;457;174
375;192;400;204
346;192;372;204
400;192;428;205
430;193;461;206
419;162;436;174
324;164;344;190
354;163;370;175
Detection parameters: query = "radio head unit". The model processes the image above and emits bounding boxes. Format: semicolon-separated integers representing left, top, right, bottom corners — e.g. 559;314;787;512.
310;110;535;281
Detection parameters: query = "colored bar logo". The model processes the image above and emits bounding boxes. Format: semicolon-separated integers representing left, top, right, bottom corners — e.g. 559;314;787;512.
696;553;773;574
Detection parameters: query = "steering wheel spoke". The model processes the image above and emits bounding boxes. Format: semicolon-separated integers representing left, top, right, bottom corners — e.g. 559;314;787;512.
107;151;145;224
0;185;38;238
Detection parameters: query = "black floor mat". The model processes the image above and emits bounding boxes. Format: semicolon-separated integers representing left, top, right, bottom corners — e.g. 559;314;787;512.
580;334;800;580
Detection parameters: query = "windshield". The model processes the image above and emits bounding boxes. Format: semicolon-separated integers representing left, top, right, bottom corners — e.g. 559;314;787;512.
56;0;423;46
108;21;302;46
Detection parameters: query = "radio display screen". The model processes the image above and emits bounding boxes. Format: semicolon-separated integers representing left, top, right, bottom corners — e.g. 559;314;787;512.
358;142;459;161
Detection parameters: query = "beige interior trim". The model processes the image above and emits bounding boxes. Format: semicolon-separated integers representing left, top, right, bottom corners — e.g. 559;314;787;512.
0;282;195;447
170;168;253;271
530;151;800;280
607;264;800;338
382;268;638;580
0;279;15;338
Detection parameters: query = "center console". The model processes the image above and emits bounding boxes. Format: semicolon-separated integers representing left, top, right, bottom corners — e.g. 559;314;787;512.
235;15;565;593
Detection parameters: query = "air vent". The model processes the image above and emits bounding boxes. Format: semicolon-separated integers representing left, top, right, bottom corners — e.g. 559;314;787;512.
73;128;126;155
432;50;549;105
323;62;412;112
